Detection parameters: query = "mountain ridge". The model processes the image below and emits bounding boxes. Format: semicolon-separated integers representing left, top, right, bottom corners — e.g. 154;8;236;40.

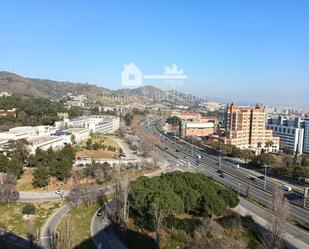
0;71;194;103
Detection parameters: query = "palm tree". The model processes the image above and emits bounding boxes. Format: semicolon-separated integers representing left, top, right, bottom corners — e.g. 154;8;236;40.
265;140;274;152
257;142;262;155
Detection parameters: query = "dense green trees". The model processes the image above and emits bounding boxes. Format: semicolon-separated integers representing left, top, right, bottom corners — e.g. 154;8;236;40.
22;203;36;215
5;139;29;163
129;172;239;232
124;113;133;126
32;167;50;187
127;172;239;248
0;153;24;179
0;95;84;130
210;141;241;158
29;145;75;186
250;152;276;167
169;116;182;126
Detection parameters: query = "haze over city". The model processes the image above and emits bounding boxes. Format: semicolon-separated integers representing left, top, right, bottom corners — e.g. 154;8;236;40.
0;0;308;107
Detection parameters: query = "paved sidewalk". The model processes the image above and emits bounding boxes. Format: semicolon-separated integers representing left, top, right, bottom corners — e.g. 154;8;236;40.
19;191;69;202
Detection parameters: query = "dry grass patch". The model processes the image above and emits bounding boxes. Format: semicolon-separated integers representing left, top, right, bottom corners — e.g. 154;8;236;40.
0;201;62;237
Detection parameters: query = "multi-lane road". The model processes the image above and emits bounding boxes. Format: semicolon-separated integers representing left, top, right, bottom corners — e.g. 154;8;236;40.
141;116;309;227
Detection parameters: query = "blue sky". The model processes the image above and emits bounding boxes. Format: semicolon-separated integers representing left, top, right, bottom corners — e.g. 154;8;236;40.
0;0;308;107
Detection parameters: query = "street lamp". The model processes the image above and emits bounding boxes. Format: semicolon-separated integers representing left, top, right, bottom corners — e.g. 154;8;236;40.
218;149;223;171
263;164;268;190
238;183;241;196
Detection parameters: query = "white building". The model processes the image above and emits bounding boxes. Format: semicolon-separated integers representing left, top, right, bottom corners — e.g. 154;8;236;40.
0;126;57;141
267;116;304;154
69;128;91;143
56;115;120;134
27;136;70;154
0;116;120;155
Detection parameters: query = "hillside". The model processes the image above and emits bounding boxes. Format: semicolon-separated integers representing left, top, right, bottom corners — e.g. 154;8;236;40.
0;71;194;104
0;71;111;99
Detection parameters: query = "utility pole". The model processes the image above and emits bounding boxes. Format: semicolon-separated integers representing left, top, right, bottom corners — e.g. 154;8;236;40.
304;188;308;208
218;149;223;171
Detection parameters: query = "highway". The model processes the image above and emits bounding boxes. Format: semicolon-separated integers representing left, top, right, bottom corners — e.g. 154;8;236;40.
141;116;309;227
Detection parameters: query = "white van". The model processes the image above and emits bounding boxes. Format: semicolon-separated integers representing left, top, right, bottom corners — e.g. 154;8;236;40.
282;185;292;192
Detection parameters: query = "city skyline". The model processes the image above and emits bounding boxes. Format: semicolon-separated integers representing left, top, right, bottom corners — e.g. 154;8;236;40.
0;0;308;107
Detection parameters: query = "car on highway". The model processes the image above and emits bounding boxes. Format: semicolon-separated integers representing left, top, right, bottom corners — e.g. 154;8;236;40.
258;175;265;180
282;185;292;192
220;172;225;178
164;147;168;150
249;176;255;181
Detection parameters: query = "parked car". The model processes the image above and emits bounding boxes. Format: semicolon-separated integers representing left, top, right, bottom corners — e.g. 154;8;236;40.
97;208;105;216
55;189;64;196
184;156;188;159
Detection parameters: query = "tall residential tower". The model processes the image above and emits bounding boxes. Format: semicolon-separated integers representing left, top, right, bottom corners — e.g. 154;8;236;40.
224;103;279;153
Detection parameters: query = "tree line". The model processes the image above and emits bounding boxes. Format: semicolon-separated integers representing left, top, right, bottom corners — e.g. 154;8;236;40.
0;95;84;131
29;145;75;187
128;171;239;246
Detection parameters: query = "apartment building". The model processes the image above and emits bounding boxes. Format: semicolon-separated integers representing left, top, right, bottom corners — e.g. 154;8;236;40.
180;121;215;138
224;103;279;152
267;116;304;154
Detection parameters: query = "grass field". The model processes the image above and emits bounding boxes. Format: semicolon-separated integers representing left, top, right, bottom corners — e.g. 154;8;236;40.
56;203;98;249
0;201;62;237
76;134;121;159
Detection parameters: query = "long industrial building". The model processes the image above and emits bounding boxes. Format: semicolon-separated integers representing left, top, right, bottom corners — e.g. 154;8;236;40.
0;115;120;154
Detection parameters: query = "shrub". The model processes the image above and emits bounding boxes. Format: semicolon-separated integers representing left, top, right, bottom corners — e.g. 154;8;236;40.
22;203;36;215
